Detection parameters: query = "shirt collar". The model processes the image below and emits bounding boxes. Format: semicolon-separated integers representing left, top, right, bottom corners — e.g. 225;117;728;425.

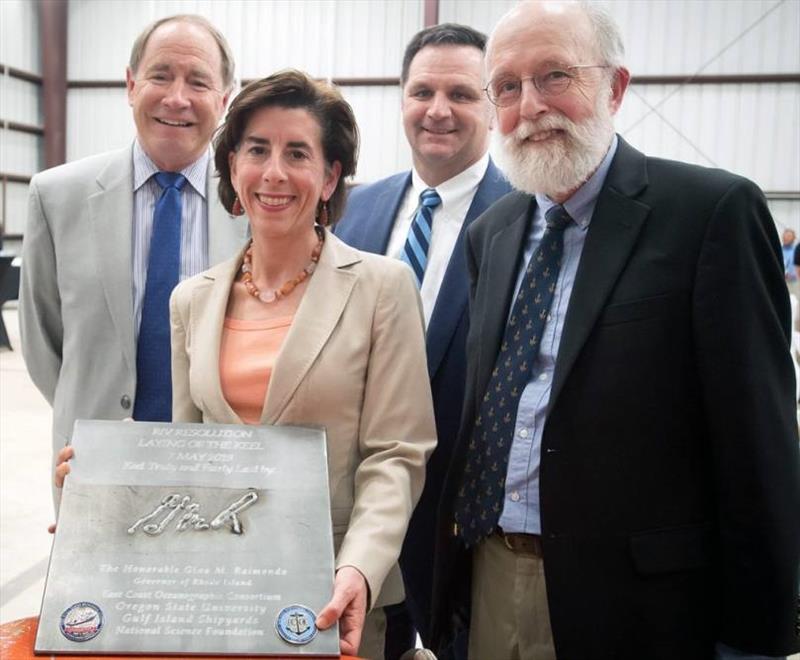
410;152;490;212
535;134;618;230
132;138;209;198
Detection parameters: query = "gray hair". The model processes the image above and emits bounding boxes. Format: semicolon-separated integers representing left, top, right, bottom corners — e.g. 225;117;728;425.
129;14;235;92
489;2;625;71
580;1;625;68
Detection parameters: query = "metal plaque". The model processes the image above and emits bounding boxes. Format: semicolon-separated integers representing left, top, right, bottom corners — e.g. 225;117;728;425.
35;420;339;656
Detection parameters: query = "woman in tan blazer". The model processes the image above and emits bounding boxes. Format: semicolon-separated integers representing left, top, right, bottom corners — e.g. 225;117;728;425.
169;71;436;658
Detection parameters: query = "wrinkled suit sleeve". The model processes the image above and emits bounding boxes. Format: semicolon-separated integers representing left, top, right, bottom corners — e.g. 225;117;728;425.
19;177;63;405
693;178;800;654
335;263;437;603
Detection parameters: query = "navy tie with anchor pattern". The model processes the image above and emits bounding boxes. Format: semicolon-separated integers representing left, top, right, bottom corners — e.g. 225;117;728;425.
454;204;573;547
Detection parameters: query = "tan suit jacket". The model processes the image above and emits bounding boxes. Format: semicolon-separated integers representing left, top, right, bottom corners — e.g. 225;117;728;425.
170;230;436;607
19;144;248;465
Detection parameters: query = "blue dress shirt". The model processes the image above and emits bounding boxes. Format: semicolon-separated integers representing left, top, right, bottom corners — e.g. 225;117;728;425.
498;135;618;535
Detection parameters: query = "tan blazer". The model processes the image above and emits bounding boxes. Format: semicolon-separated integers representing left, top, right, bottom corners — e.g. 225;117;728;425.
170;230;436;607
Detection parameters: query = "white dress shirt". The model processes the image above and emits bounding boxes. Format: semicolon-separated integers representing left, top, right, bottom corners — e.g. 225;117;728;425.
385;153;490;326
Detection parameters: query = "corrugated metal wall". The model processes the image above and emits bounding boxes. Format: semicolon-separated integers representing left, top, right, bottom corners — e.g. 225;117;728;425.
1;76;43;126
342;85;412;181
2;0;798;236
0;0;42;236
67;0;422;79
441;0;799;75
617;83;799;191
66;88;132;162
0;0;40;73
611;0;798;75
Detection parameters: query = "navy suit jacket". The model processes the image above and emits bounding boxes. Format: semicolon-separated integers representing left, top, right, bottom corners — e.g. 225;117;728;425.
335;158;511;641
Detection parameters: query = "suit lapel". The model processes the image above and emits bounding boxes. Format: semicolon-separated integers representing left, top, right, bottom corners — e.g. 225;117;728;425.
190;254;244;424
550;138;651;407
427;159;510;379
477;194;532;394
364;172;411;253
262;232;361;423
88;147;136;373
207;160;249;265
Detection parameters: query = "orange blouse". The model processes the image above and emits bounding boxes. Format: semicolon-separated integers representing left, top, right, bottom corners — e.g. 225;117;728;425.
219;315;293;425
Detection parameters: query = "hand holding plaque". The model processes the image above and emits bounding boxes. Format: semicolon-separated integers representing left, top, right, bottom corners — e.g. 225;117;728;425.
36;420;340;657
54;445;74;489
316;566;368;655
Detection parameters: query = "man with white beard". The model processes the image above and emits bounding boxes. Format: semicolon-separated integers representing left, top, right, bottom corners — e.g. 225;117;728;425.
431;2;800;660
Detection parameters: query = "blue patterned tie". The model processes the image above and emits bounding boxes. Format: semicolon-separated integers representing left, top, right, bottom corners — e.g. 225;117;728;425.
401;187;441;286
133;172;187;421
454;204;573;547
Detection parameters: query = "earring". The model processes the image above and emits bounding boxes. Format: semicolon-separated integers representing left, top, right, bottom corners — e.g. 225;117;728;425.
232;196;244;216
318;201;329;226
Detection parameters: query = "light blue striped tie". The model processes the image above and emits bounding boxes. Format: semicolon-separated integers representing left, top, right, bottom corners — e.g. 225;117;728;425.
401;187;441;286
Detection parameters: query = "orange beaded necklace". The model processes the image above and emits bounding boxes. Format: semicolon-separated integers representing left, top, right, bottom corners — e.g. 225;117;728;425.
240;226;324;304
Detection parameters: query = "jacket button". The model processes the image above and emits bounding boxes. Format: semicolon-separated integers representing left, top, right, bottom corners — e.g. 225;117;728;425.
120;395;131;410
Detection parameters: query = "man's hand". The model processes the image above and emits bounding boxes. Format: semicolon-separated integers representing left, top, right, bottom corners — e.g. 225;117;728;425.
48;445;74;533
54;445;74;489
315;565;368;655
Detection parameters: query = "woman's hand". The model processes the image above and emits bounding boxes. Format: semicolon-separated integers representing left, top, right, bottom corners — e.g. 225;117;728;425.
315;565;368;655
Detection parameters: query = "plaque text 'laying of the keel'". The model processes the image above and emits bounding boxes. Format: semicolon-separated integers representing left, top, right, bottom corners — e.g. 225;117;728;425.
35;420;338;656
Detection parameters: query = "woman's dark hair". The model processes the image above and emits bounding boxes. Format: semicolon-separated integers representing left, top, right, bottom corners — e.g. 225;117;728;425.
215;69;359;224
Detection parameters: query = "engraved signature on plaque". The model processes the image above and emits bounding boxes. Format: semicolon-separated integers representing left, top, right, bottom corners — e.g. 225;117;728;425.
128;490;259;536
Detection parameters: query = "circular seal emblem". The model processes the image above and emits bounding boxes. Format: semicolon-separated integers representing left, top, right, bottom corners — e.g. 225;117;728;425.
275;604;317;645
59;601;103;642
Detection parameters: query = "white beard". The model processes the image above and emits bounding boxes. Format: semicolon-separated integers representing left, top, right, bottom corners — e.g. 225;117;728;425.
493;88;616;199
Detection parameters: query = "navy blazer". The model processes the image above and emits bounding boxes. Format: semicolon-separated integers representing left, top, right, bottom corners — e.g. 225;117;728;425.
335;158;511;642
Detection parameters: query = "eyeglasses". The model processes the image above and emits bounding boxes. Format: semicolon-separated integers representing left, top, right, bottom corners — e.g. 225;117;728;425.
484;65;610;107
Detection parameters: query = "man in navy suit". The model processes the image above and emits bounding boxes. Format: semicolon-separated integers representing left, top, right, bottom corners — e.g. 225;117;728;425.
335;23;512;659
